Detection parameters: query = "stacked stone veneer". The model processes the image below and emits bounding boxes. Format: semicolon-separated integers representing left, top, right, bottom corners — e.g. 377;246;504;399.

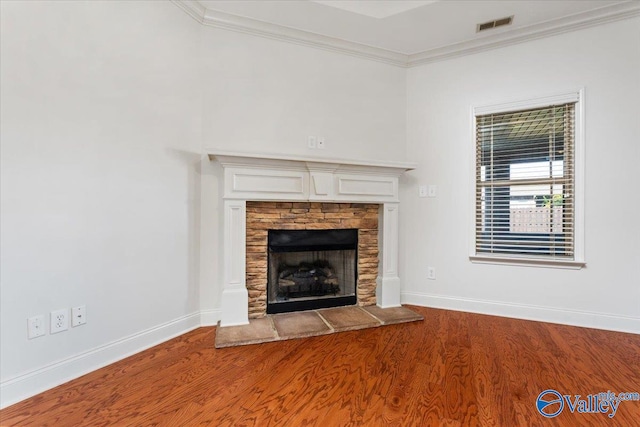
246;201;379;318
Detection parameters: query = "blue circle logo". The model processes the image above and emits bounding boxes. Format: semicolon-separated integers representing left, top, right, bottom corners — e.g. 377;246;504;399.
536;389;564;418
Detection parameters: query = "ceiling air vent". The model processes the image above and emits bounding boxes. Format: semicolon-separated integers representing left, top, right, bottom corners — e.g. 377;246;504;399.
477;16;514;32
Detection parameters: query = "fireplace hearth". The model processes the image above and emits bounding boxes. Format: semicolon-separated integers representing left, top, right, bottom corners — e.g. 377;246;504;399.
267;229;358;314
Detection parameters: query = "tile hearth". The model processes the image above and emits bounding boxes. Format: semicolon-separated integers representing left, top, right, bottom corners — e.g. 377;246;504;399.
214;305;423;348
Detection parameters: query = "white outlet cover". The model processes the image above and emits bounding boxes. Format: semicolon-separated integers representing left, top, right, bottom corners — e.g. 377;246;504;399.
72;305;86;327
419;185;427;197
308;136;317;149
50;309;69;334
28;315;46;339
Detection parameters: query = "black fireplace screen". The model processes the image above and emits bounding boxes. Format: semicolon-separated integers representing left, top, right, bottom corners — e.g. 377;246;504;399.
267;229;358;314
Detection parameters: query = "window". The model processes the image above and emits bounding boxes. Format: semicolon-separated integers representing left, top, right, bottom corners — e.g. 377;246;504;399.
472;92;584;267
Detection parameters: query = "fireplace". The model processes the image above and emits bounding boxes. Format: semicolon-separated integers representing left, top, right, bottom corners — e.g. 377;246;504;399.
267;229;358;314
208;151;414;326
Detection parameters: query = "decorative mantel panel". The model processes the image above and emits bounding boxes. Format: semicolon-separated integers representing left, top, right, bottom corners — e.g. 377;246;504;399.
208;150;415;327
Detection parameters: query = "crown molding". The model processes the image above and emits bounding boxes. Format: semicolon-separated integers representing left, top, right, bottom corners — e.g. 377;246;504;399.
171;0;407;67
172;1;640;69
407;1;640;67
172;0;206;24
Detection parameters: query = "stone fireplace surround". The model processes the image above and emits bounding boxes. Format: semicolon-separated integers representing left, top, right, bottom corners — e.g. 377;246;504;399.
209;151;415;327
247;201;379;318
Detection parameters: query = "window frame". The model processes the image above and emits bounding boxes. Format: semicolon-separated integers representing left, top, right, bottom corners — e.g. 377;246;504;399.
469;90;585;269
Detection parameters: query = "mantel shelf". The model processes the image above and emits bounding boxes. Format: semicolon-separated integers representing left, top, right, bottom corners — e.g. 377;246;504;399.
207;149;416;173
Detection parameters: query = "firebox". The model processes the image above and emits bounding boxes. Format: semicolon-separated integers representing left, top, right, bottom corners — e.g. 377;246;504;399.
267;229;358;314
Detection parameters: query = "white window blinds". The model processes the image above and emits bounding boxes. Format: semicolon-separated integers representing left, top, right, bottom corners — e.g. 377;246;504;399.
475;103;575;259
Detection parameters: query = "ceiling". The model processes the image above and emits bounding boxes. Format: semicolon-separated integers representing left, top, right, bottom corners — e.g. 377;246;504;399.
184;0;640;66
310;1;439;19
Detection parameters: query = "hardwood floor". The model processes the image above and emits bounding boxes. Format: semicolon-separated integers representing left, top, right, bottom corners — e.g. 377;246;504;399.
2;306;639;426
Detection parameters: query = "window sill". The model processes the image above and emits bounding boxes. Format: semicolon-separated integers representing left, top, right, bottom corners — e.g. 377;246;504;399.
469;255;585;270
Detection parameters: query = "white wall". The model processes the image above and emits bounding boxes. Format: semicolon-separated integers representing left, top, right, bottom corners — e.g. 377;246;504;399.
197;26;408;319
401;17;640;333
0;1;203;406
199;28;407;160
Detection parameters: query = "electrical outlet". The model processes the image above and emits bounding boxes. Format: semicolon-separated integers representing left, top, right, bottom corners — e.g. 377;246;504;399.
317;137;326;149
28;315;46;339
419;185;428;197
72;305;86;327
50;309;69;334
428;184;437;198
308;136;317;149
427;267;436;280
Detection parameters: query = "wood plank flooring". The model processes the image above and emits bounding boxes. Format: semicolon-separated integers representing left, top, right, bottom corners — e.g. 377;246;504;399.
1;306;639;426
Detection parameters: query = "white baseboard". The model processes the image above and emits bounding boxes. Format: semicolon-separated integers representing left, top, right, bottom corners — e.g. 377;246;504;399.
401;292;640;335
200;308;222;326
0;312;203;409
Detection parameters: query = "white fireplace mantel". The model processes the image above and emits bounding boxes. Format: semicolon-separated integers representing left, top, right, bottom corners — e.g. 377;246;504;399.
208;150;416;326
208;150;415;203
